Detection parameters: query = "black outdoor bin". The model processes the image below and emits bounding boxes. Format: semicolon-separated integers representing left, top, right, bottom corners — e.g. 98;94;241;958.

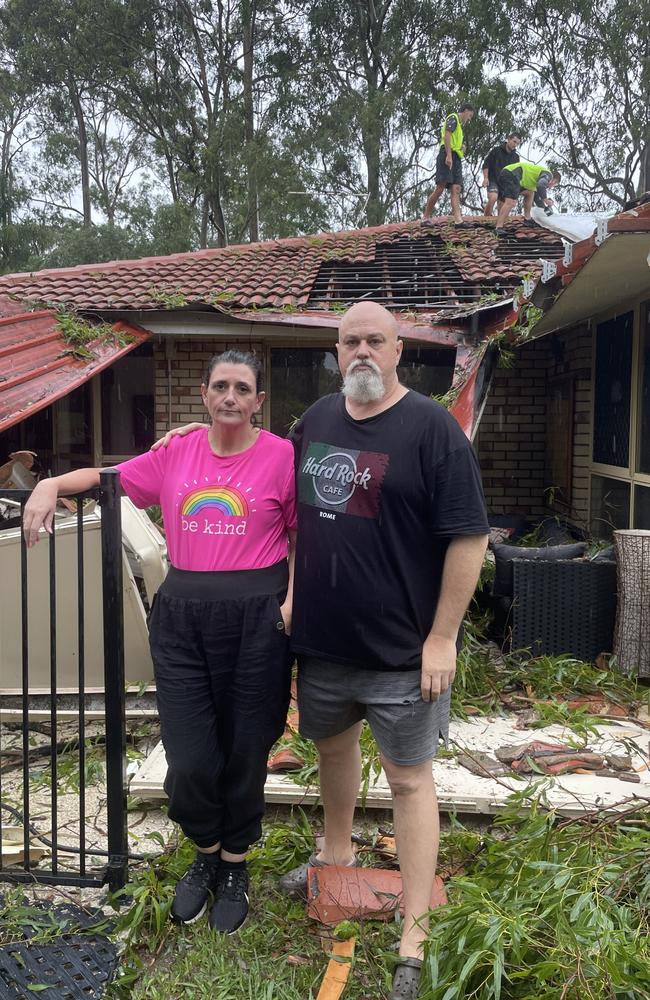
511;558;617;662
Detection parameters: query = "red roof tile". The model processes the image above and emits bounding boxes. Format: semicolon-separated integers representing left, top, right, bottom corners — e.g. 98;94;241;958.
0;218;564;318
0;297;151;432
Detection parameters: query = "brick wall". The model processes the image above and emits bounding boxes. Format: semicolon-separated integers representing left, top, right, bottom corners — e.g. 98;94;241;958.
477;324;592;526
154;338;263;434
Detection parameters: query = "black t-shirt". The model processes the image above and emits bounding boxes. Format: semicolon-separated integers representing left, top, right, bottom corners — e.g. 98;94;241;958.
290;391;490;671
481;143;519;180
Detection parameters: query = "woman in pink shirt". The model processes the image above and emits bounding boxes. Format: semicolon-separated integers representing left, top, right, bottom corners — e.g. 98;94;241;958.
23;351;296;934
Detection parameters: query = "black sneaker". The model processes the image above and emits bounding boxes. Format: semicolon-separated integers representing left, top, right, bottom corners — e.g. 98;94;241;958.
171;854;220;924
209;864;249;934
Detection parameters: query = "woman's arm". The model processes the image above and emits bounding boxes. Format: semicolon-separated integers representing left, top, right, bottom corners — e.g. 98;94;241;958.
23;468;103;547
280;529;297;635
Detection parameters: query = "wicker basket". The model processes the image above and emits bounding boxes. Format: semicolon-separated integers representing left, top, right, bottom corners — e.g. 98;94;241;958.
613;529;650;677
512;559;617;663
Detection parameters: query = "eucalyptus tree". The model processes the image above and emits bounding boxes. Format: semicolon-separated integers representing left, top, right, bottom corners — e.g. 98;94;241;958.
486;0;650;207
278;0;517;227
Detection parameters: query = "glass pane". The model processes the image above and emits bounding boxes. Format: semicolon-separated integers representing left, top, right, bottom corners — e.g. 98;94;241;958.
269;346;455;437
269;348;340;437
101;343;154;456
398;347;454;397
56;383;91;463
634;485;650;529
592;312;633;468
590;474;630;539
637;302;650;472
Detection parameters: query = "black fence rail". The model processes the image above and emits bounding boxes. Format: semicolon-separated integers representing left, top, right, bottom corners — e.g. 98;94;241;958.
0;470;128;891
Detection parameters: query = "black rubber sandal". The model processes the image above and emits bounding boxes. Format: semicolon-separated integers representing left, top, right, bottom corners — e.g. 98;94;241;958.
389;957;423;999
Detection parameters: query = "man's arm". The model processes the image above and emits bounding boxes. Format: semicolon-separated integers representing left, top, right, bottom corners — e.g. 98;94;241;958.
420;534;488;701
280;529;297;634
151;422;205;450
444;129;453;167
533;173;552;208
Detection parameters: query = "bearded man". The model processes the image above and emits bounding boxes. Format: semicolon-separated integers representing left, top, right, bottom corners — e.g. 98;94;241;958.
281;301;489;999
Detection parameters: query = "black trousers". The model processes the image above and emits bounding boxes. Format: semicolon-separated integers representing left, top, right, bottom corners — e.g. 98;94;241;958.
149;562;291;853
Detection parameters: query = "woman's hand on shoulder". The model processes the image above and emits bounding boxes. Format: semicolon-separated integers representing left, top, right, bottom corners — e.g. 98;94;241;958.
23;480;58;547
150;422;205;451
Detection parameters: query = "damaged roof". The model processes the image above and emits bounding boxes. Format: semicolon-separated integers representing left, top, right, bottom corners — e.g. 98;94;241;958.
530;200;650;337
0;297;151;433
0;218;564;319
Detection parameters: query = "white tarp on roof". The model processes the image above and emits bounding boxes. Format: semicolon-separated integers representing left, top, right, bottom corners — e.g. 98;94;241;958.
530;206;611;243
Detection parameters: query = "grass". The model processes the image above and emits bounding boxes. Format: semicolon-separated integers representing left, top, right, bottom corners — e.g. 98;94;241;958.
106;814;401;999
98;792;650;1000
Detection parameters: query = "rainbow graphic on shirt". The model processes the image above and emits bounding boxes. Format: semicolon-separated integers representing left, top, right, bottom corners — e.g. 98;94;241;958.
181;485;249;518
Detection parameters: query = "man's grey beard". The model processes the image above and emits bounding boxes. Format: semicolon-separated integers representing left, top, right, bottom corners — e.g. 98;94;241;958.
342;361;385;403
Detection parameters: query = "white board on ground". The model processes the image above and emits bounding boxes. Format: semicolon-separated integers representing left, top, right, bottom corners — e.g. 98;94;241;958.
129;716;650;818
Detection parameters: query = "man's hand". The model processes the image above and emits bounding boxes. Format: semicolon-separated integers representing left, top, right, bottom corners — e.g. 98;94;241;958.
23;480;58;547
151;422;205;450
279;601;292;636
481;176;489;188
445;153;452;168
420;633;457;702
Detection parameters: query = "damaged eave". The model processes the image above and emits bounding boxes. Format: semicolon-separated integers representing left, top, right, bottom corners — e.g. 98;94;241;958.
527;230;650;340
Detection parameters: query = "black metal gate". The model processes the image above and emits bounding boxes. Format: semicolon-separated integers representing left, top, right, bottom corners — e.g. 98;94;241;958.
0;471;128;891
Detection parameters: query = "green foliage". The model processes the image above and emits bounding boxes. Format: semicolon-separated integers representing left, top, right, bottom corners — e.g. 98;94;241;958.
452;616;642;722
513;301;544;342
421;801;650;999
56;310;133;360
147;286;188;309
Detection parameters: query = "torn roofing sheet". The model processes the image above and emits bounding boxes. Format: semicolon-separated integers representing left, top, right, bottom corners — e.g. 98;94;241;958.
0;298;151;433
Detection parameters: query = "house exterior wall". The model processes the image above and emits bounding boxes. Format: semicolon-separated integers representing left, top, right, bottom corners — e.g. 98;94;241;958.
477;325;592;526
153;338;263;434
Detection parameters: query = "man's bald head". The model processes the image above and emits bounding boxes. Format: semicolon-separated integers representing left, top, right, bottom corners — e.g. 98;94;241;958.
339;301;399;342
336;300;403;403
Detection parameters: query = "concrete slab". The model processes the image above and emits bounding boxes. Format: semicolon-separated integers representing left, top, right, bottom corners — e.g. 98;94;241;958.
130;716;650;817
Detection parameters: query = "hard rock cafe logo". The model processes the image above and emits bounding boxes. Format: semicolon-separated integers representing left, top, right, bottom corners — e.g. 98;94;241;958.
302;452;372;505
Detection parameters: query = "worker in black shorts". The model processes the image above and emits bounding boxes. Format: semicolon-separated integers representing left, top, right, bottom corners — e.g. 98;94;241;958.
423;103;475;226
482;132;521;216
495;162;561;234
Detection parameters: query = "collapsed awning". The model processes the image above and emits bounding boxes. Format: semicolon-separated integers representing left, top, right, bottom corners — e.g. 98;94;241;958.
0;298;151;433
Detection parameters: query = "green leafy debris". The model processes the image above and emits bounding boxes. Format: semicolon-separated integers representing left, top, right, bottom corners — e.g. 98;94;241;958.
56;310;133;361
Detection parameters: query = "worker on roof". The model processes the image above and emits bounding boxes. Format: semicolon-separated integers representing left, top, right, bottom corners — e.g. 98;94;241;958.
423;103;475;227
481;132;522;216
494;161;561;235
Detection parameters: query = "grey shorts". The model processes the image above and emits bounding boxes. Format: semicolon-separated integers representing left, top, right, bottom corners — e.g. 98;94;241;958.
296;656;451;766
486;180;499;193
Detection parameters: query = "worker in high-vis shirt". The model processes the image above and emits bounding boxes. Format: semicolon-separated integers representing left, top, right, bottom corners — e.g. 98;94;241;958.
423;103;475;226
494;161;561;235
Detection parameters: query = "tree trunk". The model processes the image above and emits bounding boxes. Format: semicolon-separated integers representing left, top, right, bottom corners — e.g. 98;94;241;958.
200;194;209;248
242;0;258;242
363;96;383;226
639;142;650;197
67;76;92;227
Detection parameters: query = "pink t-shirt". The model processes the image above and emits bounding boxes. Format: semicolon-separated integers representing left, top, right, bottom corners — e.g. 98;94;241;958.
117;429;296;571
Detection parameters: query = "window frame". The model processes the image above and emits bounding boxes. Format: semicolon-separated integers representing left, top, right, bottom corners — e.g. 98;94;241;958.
587;297;650;531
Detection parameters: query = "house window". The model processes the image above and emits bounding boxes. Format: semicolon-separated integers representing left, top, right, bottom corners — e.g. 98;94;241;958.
590;474;630;537
268;345;455;437
634;485;650;529
101;343;155;461
54;383;93;470
592;313;633;468
269;348;340;437
637;303;650;474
